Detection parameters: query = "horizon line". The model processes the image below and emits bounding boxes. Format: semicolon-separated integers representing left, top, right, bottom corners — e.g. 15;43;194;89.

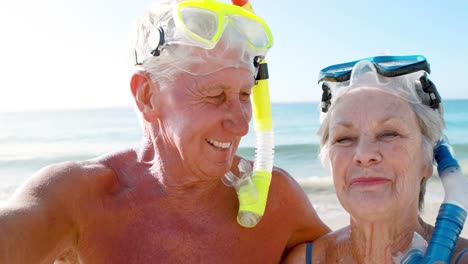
1;98;467;113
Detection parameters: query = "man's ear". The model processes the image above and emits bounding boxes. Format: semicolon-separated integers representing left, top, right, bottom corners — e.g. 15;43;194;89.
130;72;160;122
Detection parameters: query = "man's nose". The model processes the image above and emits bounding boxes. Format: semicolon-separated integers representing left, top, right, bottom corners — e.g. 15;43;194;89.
353;137;382;167
223;100;250;136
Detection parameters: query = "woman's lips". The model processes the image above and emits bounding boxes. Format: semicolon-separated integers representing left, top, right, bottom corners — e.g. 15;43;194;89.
350;177;391;187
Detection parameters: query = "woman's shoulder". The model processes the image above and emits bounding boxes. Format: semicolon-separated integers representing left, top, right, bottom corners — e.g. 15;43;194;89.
308;226;350;259
313;225;351;247
453;237;468;264
282;227;351;263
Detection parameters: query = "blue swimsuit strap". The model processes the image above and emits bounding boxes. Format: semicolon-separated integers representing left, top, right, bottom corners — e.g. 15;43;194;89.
455;248;468;264
305;242;313;264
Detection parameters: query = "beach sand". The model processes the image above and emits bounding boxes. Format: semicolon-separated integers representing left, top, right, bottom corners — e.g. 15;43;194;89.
298;176;468;240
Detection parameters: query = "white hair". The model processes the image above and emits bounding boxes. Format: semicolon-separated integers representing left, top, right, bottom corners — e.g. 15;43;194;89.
130;0;185;86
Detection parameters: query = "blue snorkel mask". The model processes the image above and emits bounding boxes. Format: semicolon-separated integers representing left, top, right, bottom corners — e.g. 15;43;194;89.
318;55;441;113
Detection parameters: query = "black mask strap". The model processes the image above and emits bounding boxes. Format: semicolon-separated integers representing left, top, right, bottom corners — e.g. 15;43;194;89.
321;83;332;113
419;73;441;109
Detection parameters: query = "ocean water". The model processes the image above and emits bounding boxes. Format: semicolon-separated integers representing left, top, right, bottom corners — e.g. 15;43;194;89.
1;100;468;200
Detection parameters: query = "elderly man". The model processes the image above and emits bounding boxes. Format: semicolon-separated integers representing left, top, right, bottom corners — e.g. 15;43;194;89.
0;0;329;263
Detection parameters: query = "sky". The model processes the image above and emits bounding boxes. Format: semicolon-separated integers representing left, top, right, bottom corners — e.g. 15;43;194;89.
1;0;467;111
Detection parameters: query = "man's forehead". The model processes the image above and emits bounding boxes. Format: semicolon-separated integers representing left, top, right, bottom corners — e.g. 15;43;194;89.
175;65;254;85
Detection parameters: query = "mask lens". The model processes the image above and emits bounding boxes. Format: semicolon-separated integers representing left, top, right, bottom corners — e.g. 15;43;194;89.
180;7;219;41
231;15;270;49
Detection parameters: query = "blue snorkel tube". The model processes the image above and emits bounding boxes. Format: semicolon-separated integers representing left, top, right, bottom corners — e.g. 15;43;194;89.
402;136;467;263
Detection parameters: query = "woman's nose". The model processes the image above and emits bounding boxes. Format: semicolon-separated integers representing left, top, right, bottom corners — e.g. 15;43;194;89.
223;100;250;136
353;137;382;167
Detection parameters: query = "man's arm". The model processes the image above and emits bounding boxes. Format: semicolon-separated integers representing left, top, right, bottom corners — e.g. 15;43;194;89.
0;161;97;263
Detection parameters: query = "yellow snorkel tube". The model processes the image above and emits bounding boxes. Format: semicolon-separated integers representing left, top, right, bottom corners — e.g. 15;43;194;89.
231;0;274;228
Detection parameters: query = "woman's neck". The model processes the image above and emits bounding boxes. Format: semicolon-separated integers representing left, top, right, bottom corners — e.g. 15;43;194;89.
348;209;424;263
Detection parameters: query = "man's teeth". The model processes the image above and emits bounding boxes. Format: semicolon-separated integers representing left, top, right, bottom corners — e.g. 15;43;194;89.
207;139;232;149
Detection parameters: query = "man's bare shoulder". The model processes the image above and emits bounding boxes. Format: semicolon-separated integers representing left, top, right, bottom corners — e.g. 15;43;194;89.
0;153;133;264
270;165;331;249
271;165;309;200
9;157;120;205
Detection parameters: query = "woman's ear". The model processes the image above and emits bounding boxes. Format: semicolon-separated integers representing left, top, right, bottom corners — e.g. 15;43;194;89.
130;72;160;123
423;159;434;179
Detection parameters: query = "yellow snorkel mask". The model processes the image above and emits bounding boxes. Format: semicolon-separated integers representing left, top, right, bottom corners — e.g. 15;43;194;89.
173;0;272;51
133;0;274;228
134;0;273;76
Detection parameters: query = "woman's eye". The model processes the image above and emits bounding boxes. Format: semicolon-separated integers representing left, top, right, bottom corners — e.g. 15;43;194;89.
379;131;399;139
334;137;354;145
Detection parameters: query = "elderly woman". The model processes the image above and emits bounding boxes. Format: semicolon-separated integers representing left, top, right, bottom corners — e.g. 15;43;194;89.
0;0;330;263
284;55;468;263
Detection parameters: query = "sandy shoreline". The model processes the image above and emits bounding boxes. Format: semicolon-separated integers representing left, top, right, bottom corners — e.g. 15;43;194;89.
298;176;468;239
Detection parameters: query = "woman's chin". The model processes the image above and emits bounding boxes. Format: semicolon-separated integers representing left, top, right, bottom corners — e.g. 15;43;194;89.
343;194;396;220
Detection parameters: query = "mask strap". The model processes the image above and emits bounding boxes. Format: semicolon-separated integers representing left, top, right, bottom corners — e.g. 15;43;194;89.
150;27;166;57
321;83;332;113
134;27;166;65
419;73;441;109
253;55;267;82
